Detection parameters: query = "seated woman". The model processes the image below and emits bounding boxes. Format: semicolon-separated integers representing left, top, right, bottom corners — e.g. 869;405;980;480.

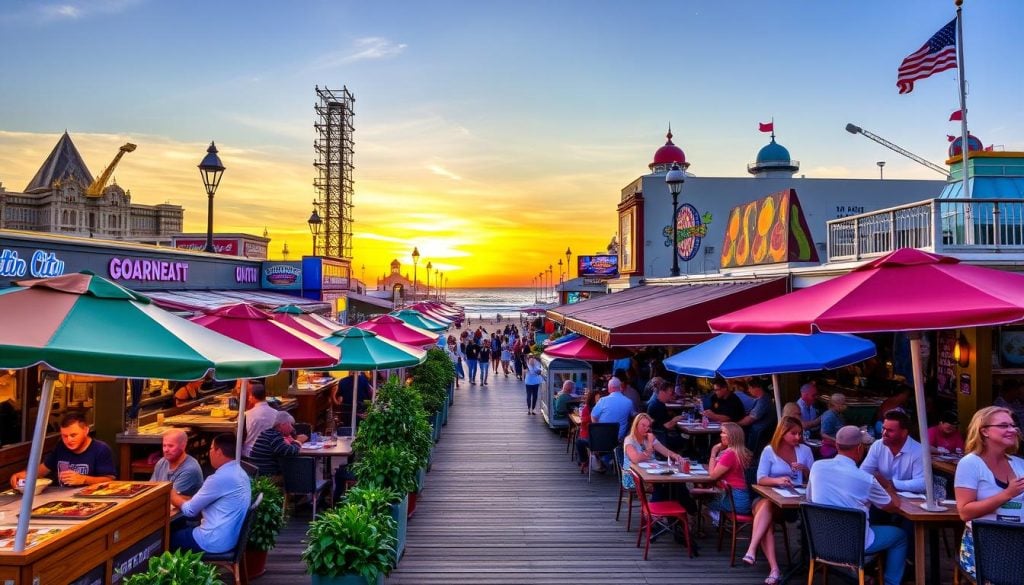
553;380;576;419
954;405;1024;581
705;422;753;522
928;410;965;454
575;390;600;473
743;416;815;585
819;393;847;458
622;413;693;513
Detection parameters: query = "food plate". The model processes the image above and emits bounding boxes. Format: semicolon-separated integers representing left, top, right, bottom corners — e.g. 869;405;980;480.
637;462;657;469
30;500;115;519
0;527;63;550
76;482;154;499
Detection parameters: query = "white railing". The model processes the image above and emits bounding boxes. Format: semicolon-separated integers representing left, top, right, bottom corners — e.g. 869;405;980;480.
827;198;1024;262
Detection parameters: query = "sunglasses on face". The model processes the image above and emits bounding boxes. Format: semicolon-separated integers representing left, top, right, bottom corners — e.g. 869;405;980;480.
983;423;1019;430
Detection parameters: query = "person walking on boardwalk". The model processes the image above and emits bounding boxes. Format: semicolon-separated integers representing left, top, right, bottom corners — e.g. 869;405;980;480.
465;335;481;385
500;335;512;377
479;339;493;386
524;354;545;415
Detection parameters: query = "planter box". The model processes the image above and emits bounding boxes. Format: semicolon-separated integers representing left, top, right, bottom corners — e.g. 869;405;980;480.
448;381;454;406
312;574;383;585
390;495;409;563
442;395;449;426
433;411;443;442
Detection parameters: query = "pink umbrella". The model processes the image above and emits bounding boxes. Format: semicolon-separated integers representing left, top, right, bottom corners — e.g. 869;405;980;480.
356;314;439;347
270;311;338;339
710;248;1024;510
192;303;341;458
410;304;454;324
543;336;630;362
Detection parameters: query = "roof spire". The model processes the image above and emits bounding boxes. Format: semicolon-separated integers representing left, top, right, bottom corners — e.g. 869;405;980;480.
666;123;674;144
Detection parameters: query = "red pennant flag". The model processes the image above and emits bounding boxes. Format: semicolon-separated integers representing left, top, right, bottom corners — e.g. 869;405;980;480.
984;145;994;151
949;109;963;121
759;122;774;133
947;135;956;142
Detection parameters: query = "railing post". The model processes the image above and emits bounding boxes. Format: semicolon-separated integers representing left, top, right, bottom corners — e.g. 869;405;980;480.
853;219;860;260
931;200;942;252
889;209;897;252
993;201;1002;248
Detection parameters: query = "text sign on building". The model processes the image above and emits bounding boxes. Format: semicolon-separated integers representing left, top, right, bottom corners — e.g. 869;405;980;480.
173;238;240;255
109;257;190;282
262;261;303;290
0;248;67;278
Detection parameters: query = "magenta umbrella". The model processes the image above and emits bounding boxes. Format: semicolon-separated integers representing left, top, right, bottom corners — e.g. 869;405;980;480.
356;314;439;347
710;248;1024;510
192;303;341;458
544;335;630;362
269;310;338;339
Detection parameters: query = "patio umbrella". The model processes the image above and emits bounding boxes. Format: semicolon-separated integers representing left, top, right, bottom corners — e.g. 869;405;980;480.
709;248;1024;510
391;309;448;332
542;332;581;347
309;327;427;435
663;333;877;419
544;335;630;361
191;303;341;458
357;314;439;347
0;272;282;551
409;304;454;325
270;305;337;338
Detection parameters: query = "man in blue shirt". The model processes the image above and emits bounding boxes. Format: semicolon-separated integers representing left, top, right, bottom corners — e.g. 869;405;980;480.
11;412;115;488
171;434;251;554
591;378;635;440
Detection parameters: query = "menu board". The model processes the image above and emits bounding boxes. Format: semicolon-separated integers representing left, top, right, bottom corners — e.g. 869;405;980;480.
936;330;956;398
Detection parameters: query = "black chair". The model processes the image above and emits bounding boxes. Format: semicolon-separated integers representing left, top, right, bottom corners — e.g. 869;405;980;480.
586;422;620;484
238;459;258;478
958;519;1024;585
800;502;883;585
614;445;638;531
204;493;263;585
294;422;312;438
282;456;330;518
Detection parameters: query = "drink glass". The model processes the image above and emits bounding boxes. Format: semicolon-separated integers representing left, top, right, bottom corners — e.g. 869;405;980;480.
682;459;691;474
156;413;165;426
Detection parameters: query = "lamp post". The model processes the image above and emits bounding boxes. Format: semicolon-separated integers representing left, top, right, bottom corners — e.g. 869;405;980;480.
197;142;225;253
435;269;440;301
361;264;366;288
565;246;572;280
426;261;432;300
547;265;553;300
281;242;289;261
307;206;322;256
411;247;420;301
665;162;686;277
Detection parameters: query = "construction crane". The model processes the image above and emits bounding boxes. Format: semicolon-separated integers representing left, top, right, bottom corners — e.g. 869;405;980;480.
845;123;949;178
85;142;137;197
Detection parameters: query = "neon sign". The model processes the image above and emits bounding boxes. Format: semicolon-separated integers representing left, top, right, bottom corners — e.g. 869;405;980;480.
108;257;189;282
0;249;66;278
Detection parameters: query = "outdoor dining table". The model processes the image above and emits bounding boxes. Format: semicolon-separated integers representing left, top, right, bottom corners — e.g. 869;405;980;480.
300;436;354;479
931;454;962;476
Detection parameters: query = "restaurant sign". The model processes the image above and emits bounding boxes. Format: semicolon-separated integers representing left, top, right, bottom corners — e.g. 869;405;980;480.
262;261;303;290
0;248;67;278
111;529;163;583
109;257;189;282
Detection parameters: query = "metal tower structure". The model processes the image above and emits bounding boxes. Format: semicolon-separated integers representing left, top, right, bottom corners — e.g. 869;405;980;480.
313;86;355;259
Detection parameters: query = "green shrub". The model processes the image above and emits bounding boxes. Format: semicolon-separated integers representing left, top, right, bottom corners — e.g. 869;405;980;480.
345;484;402;516
123;550;221;585
353;376;432;469
248;476;286;552
410;348;454;414
302;503;396;580
351;444;419;496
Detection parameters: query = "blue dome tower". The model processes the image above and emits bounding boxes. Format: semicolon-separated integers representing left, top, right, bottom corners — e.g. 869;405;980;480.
748;131;800;178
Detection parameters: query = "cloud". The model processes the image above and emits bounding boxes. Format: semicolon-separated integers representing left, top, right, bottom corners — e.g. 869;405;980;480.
43;5;82;19
21;0;143;23
308;37;408;70
428;164;462;181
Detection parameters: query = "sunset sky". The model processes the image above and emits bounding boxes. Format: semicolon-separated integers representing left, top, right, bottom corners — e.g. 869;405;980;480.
2;1;1022;287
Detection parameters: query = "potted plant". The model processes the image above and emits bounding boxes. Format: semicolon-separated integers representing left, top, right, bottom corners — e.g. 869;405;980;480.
354;376;433;471
123;550;220;585
303;503;396;585
345;484;407;564
411;349;455;442
245;476;286;577
350;445;418;561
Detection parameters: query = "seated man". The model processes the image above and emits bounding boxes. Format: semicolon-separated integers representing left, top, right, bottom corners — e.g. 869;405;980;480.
170;434;251;554
552;380;576;419
151;429;203;497
808;426;906;585
861;409;925;494
927;410;964;454
647;383;684;450
334;372;373;432
737;377;777;453
243;383;277;457
11;412;115;488
703;376;746;424
249;411;305;477
591;377;635;441
797;381;822;433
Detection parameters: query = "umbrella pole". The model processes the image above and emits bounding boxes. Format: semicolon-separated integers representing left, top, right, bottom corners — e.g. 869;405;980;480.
350;371;357;438
771;374;783;421
235;379;249;461
371;370;378;403
15;370;57;552
910;334;942;511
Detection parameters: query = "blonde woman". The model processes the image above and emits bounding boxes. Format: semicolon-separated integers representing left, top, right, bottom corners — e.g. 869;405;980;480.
706;422;753;517
954;406;1024;580
621;413;686;492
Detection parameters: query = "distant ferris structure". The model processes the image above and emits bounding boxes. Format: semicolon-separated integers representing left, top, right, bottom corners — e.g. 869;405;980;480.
313;86;355;259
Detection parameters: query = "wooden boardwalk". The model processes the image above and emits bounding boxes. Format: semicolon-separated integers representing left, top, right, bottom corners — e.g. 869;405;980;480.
261;372;956;584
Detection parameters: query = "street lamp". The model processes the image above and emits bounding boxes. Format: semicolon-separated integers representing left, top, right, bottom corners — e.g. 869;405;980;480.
426;261;432;300
307;206;322;256
565;246;572;280
411;247;420;301
665;162;686;277
198;142;225;253
281;242;289;261
434;268;439;300
558;258;564;284
548;265;553;300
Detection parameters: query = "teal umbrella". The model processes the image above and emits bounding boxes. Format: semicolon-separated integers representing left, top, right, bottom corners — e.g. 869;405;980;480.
390;308;447;332
0;272;282;551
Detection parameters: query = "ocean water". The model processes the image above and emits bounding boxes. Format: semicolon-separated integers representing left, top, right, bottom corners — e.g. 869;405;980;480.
444;288;546;318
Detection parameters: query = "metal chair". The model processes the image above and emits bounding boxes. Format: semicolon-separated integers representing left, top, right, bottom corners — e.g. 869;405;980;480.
957;519;1024;585
204;493;263;585
800;502;883;585
629;468;693;559
714;480;755;566
586;422;619;483
281;456;330;518
614;445;638;531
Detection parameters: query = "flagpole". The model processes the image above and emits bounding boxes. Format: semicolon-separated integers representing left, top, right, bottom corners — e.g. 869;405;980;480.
955;0;973;244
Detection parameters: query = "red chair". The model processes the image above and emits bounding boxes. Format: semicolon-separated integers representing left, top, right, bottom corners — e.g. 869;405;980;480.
629;469;693;559
714;480;755;566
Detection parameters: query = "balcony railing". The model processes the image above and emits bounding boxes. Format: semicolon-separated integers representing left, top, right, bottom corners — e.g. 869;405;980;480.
827;198;1024;262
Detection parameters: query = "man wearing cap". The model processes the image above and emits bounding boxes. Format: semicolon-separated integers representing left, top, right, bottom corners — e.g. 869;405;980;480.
927;410;964;454
808;426;906;585
248;411;306;477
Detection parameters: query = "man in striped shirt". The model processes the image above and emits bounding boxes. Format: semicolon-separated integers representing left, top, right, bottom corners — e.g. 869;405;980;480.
249;411;306;477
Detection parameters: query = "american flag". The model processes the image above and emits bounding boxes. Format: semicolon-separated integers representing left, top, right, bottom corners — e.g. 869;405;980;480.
897;19;957;94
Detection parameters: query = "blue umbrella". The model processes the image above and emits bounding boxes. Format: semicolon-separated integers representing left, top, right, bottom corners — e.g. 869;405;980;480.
663;332;876;419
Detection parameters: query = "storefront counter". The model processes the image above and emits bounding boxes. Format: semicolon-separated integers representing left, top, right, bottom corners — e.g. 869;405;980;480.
287;378;338;429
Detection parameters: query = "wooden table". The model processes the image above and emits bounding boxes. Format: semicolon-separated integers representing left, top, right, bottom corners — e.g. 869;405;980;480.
0;482;171;583
932;454;962;476
632;461;718;486
301;437;354;480
893;495;962;585
676;422;722;436
751;483;805;509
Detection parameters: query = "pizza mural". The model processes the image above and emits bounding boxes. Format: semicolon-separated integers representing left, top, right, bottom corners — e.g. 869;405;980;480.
720;189;818;268
663;204;713;262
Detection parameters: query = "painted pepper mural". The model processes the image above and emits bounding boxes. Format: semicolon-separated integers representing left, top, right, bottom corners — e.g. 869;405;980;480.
663;204;713;262
720;189;818;268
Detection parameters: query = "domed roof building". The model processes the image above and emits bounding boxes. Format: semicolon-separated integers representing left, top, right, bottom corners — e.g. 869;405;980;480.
649;128;690;173
748;133;800;178
948;134;984;158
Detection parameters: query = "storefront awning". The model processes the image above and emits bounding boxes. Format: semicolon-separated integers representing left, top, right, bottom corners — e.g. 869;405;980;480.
147;289;330;314
346;290;394;311
546;278;788;347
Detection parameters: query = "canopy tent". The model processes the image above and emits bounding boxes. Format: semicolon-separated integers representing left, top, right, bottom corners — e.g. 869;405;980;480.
0;272;282;551
663;332;877;419
710;248;1024;510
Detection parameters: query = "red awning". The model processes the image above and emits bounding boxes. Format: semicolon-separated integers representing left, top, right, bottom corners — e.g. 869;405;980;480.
546;279;787;347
